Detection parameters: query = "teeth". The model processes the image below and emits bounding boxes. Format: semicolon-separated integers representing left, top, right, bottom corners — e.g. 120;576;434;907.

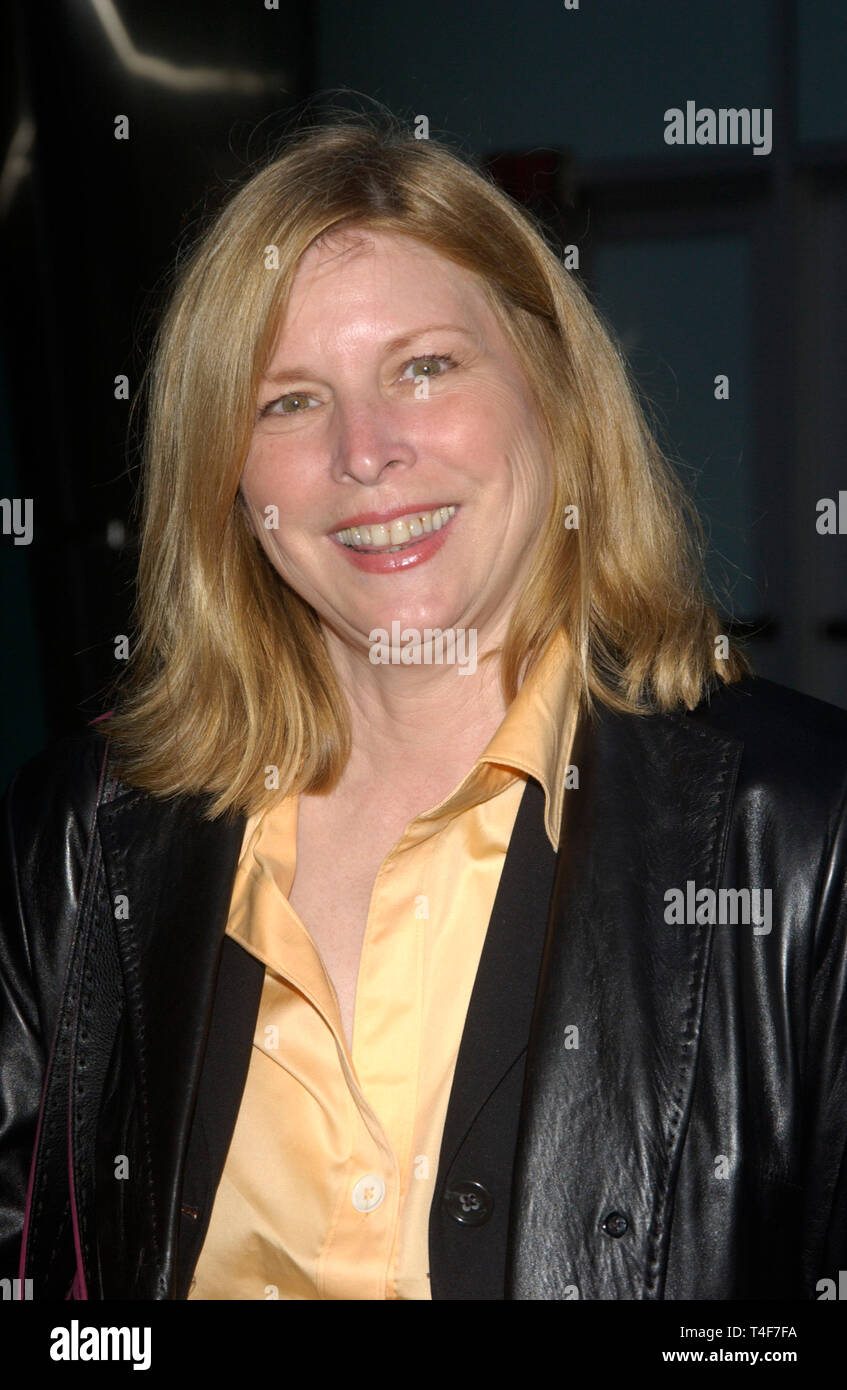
334;505;457;551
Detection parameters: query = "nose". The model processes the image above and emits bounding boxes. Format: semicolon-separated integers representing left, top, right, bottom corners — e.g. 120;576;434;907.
330;398;417;484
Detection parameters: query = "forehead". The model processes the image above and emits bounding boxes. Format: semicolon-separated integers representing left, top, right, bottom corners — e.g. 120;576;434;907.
276;228;496;344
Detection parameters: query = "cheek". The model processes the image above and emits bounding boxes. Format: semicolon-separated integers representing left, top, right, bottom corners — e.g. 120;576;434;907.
248;514;303;587
240;456;288;557
241;439;284;498
479;398;552;502
241;442;314;521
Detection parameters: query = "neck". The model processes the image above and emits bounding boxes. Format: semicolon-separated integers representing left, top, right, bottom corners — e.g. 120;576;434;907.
323;626;510;798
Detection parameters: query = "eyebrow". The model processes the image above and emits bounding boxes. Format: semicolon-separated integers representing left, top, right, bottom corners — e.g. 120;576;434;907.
260;324;478;385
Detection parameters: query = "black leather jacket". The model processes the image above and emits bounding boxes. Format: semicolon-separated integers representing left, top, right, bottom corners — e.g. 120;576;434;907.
1;674;846;1300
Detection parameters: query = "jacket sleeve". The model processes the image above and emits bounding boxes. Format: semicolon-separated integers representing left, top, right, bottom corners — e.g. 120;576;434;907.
0;763;48;1286
0;733;107;1291
802;776;847;1296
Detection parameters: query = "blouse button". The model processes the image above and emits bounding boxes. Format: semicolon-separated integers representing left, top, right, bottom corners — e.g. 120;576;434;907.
352;1174;386;1212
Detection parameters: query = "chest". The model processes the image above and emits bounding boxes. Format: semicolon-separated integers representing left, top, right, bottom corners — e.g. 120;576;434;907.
286;797;416;1048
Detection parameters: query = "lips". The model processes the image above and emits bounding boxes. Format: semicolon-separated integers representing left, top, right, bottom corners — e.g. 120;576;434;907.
329;504;457;573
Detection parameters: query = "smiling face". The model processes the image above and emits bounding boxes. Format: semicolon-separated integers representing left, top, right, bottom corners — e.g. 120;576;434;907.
239;228;553;664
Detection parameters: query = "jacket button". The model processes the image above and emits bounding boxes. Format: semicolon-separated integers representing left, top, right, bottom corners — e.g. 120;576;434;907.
444;1180;494;1226
601;1211;629;1237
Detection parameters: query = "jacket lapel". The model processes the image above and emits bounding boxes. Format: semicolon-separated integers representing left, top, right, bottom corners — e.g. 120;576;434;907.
437;776;557;1161
430;776;557;1297
96;784;245;1297
175;934;265;1298
506;701;743;1299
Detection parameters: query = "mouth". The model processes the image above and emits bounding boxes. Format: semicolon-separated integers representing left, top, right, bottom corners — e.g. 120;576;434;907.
332;505;458;554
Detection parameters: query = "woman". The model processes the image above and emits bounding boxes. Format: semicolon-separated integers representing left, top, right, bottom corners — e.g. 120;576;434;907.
1;115;845;1302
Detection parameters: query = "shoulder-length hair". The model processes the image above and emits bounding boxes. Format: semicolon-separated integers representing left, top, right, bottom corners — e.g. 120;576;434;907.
105;111;749;819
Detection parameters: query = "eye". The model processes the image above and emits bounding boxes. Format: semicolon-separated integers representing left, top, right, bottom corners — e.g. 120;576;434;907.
261;391;318;417
400;353;458;381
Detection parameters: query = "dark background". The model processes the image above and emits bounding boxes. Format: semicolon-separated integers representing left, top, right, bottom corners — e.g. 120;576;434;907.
2;0;846;789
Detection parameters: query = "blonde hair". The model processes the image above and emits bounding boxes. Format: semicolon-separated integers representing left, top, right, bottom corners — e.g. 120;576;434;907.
106;111;749;818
